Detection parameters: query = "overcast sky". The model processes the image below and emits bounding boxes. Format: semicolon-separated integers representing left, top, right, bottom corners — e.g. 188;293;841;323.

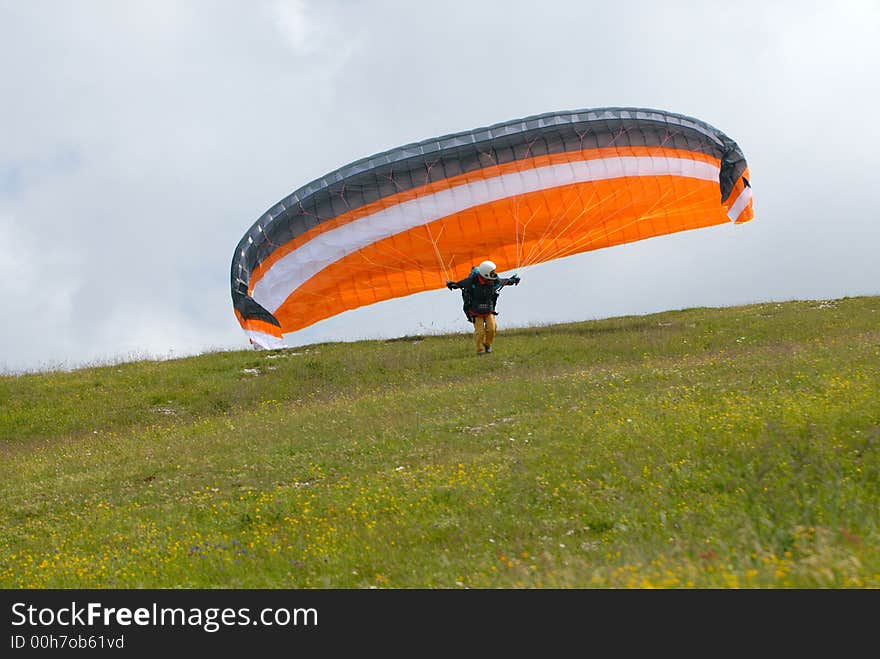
2;0;878;373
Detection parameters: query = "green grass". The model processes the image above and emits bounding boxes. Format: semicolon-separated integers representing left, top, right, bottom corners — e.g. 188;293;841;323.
1;296;878;588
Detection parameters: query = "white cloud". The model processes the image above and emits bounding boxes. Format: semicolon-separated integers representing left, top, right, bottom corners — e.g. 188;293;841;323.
1;0;878;372
0;213;82;372
272;0;319;53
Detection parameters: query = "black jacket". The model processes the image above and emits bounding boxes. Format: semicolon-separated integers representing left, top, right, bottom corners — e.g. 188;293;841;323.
450;268;520;321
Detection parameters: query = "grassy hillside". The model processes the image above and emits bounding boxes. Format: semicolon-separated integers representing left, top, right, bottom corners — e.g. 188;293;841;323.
1;297;878;588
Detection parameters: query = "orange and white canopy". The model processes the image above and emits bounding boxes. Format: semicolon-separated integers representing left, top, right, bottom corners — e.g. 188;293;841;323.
231;107;754;348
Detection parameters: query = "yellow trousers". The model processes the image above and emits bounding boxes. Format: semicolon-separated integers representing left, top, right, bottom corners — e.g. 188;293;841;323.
473;314;497;354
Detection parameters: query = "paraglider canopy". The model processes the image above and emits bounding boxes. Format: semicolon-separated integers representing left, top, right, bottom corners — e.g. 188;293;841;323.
231;106;754;349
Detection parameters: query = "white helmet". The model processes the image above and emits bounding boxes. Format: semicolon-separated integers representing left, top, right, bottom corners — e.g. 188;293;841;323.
478;260;498;279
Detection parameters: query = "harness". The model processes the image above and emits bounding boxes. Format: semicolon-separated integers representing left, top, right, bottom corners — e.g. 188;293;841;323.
460;268;501;322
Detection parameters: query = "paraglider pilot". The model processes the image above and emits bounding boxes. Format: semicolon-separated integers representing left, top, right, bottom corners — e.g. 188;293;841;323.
446;260;520;355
